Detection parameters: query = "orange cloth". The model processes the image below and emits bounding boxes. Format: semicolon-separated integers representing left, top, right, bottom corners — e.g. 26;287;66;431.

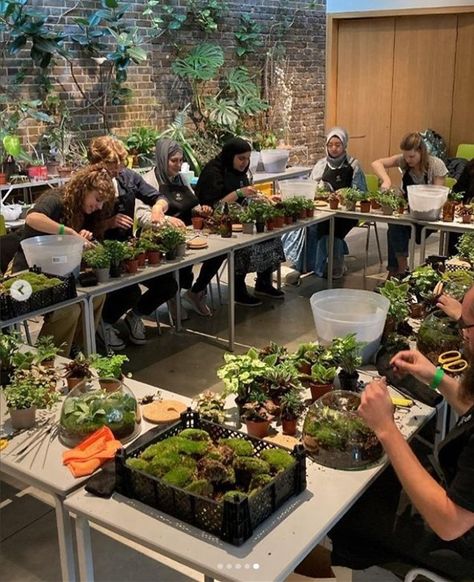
63;426;122;477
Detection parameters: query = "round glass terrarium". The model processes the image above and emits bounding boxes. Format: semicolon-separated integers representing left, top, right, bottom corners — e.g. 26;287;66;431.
59;378;141;447
302;390;383;470
416;309;461;364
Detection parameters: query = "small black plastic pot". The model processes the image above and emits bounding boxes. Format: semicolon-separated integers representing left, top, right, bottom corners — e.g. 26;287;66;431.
109;263;122;278
255;222;265;233
165;249;178;261
338;369;359;392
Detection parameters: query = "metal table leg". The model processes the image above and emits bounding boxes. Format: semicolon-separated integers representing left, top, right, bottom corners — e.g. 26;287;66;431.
81;295;94;355
54;495;77;582
173;270;182;332
76;515;94;582
227;251;235;351
419;226;428;264
327;215;334;289
408;224;417;270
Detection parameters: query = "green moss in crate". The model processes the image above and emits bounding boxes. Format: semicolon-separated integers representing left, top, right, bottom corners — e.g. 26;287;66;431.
207;444;234;464
223;490;248;502
233;456;270;475
260;449;295;473
185;479;214;497
162;466;195;488
148;451;183;477
126;458;150;472
175;437;210;457
249;473;273;493
219;438;254;457
197;458;235;484
179;428;211;441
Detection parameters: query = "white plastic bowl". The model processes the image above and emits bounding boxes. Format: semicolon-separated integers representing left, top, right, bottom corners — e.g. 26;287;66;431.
278;180;316;201
260;149;289;173
310;289;390;363
21;235;84;276
407;185;449;221
1;204;22;221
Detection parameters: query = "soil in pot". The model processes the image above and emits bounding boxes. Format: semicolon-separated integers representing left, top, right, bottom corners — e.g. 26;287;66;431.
125;259;139;274
245;419;271;439
338;370;360;392
282;418;298;436
9;406;37;430
147;250;161;265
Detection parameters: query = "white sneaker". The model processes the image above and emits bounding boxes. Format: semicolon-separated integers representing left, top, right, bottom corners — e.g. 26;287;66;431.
184;290;212;317
284;269;302;286
124;311;147;345
97;322;126;351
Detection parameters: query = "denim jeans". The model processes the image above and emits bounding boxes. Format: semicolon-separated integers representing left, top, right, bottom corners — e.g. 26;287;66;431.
387;224;411;271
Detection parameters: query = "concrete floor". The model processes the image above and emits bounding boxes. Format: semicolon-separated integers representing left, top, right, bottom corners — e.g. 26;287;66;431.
0;224;439;581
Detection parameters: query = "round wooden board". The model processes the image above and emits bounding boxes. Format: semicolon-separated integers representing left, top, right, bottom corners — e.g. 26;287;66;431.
264;433;301;450
142;400;188;424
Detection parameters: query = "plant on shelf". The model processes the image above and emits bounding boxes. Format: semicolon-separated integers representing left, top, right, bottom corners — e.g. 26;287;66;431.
263;361;301;405
279;388;305;435
241;390;275;437
405;265;441;302
82;244;111;270
35;335;62;365
291;341;327;374
123;127;159;167
258;341;288;365
103;239;128;276
91;354;129;380
11;350;36;371
330;333;364;391
456;204;473;223
328;192;339;209
157;224;186;258
0;331;22;383
63;353;93;390
237;209;254;224
456;232;474;265
193;390;226;424
138;228;162;252
377;279;411;333
378;191;401;214
339;188;363;210
447;191;464;203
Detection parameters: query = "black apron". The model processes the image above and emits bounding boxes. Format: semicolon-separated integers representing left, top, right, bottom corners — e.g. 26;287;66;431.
159;183;199;226
321;161;357;239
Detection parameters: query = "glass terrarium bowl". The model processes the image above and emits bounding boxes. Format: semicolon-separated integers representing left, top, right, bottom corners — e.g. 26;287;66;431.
416;309;461;364
59;377;141;447
302;390;383;470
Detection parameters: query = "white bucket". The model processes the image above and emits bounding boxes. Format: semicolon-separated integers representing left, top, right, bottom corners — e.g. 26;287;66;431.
21;235;84;276
260;149;289;173
249;151;260;173
407;185;449;221
310;289;390;363
278;180;316;201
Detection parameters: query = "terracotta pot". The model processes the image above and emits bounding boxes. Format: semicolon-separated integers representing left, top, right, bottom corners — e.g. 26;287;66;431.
245;419;271;439
282;418;298;436
9;406;36;429
360;200;371;213
191;216;204;230
310;382;333;402
136;252;146;267
58;166;73;178
274;216;285;228
0;172;7;185
147;250;162;265
266;219;275;231
329;199;339;210
125;259;139;274
299;210;307;220
306;208;314;218
462;214;472;224
442;201;456;222
284;215;294;224
371;200;381;210
255;222;265;233
242;223;254;234
66;376;86;391
99;377;122;392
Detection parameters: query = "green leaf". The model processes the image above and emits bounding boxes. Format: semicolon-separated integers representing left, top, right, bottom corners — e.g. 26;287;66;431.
102;0;119;8
127;46;147;63
226;67;258;97
172;43;224;82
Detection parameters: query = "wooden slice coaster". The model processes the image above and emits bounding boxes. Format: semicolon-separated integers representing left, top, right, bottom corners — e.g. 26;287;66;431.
187;237;208;250
232;223;243;232
264;433;301;450
142;400;188;424
314;200;328;208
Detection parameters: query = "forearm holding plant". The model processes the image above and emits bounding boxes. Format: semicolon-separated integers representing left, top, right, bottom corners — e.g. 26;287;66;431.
371;160;391;187
377;422;474;540
26;212;75;235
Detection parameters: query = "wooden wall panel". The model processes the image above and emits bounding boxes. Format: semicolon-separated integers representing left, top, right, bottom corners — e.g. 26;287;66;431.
390;15;457;155
335;18;395;174
450;13;474;155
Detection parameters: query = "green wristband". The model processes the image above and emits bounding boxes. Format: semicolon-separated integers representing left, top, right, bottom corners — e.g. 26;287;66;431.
429;366;445;391
236;188;244;199
58;224;65;235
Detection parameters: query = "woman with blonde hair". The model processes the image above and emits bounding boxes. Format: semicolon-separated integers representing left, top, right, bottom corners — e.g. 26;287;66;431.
372;132;448;276
11;164;116;355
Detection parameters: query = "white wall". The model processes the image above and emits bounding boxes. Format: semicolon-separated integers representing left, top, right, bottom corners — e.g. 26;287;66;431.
327;0;474;13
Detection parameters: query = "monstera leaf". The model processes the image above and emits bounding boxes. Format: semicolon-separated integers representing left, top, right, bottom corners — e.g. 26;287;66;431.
172;43;224;81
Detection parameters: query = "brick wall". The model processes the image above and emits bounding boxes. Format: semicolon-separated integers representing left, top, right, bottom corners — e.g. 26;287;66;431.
1;0;326;163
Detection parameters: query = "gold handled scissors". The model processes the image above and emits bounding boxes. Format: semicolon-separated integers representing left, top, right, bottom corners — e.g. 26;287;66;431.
438;350;468;373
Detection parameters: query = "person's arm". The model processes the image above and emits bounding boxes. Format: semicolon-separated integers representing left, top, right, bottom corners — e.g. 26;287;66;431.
436;293;462;321
26;212;76;236
390;349;468;415
371;154;402;190
359;380;474;541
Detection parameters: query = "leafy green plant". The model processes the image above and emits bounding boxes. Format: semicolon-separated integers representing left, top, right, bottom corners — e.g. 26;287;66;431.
234;13;263;57
193;390;226;424
441;270;474;301
280;389;305;421
123;127;159;165
241;392;275;422
103;240;128;266
405;266;440;300
448;191;464;203
330;334;364;374
35;335;62;363
456;232;474;264
378;191;402;210
83;244;111;269
157;224;186;252
377;279;410;323
5;365;60;409
217;348;272;401
237;209;254;224
309;363;337;385
0;331;22;369
188;0;227;33
91;354;129;379
63;353;92;380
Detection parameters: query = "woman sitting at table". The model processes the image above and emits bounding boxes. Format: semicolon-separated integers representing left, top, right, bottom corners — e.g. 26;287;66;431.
88;136;182;351
372;132;448;277
195;137;285;306
282;127;367;283
140;138;215;317
10;165;115;356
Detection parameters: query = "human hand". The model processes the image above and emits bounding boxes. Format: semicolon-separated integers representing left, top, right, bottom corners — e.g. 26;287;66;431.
437;293;462;321
108;214;134;230
390;349;437;386
380;179;392;191
78;229;94;241
200;205;213;216
358;378;395;436
270;195;282;203
166;216;186;228
241;186;258;197
151;206;166;224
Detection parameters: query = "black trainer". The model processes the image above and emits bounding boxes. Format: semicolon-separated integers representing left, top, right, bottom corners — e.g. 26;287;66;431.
235;293;262;307
254;285;285;300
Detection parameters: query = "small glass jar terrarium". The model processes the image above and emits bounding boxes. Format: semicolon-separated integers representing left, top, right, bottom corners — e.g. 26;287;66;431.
302;391;383;470
59;378;141;447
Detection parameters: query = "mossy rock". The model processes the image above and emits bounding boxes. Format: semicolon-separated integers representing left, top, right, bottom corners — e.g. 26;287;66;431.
185;479;214;497
233;456;270;475
148;451;183;477
179;428;211;441
140;441;171;460
197;458;235;484
249;473;273;492
161;466;195;488
223;490;248;503
260;449;295;473
219;438;254;457
125;457;150;472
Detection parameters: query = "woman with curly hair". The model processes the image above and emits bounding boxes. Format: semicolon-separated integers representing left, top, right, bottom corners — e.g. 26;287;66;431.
10;164;115;356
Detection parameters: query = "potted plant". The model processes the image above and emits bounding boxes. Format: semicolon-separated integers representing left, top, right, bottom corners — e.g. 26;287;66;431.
340;188;362;211
35;335;62;367
123;127;159;167
82;243;111;282
193;390;226;424
328;192;339;210
138;230;162;265
272;206;285;227
306;362;338;402
238;209;254;234
330;333;364;392
405;265;441;309
377;279;411;334
63;352;92;390
442;191;463;222
369;191;381;210
378;191;400;215
5;366;60;429
303;198;315;218
91;354;129;391
291;342;326;375
359;194;371;213
157;224;187;260
0;331;21;386
123;244;141;274
103;240;128;278
279;389;305;436
456;232;474;265
456;203;473;224
249;200;270;233
241;391;275;438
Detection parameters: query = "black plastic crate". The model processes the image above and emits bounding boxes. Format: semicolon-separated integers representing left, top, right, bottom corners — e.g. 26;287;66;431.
0;269;77;321
115;409;306;546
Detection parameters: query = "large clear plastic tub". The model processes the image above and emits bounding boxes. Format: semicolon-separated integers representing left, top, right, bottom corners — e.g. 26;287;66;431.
407;185;449;221
21;235;84;276
260;149;289;173
278;180;316;200
310;289;390;363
